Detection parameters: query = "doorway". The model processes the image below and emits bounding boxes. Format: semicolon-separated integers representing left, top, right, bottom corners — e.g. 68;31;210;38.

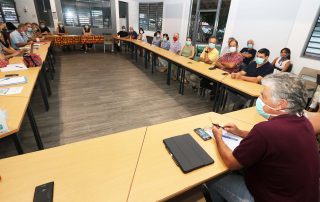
119;1;128;30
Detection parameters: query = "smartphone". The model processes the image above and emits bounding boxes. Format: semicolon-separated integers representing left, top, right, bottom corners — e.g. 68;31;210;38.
194;128;211;141
208;67;216;70
221;72;228;75
5;74;19;77
33;182;54;202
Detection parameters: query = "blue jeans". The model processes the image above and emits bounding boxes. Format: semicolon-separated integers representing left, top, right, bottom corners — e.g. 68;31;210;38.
206;172;254;202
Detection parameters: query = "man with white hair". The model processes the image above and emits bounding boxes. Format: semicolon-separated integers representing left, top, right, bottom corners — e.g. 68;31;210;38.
204;73;319;202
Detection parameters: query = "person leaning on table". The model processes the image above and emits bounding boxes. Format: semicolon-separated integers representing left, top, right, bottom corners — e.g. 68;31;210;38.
215;39;244;73
230;48;274;83
204;73;319;202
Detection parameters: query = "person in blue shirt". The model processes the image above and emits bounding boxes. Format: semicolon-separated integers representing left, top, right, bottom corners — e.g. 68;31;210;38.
10;24;30;50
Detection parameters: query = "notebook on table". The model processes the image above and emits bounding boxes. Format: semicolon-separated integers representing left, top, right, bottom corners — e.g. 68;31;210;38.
163;134;214;173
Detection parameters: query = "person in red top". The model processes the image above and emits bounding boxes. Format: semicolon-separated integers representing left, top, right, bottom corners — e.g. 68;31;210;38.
204;73;319;202
215;39;244;73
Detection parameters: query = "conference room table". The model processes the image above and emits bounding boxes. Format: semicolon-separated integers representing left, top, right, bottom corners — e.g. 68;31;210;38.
0;111;257;202
0;42;53;154
45;35;104;47
0;127;147;202
113;36;264;112
225;106;266;125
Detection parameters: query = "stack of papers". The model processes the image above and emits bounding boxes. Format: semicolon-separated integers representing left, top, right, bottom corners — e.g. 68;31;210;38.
1;63;28;72
0;87;24;95
0;76;27;87
205;129;243;151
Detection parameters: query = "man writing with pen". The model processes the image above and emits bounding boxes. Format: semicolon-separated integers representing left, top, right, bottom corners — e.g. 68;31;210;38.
203;73;319;202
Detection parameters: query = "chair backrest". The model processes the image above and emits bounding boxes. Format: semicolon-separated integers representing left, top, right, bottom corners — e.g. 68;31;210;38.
102;34;113;41
195;44;207;57
298;67;320;90
286;63;293;72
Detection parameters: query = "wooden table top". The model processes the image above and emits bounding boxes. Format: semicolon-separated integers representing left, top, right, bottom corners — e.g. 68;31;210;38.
0;127;147;202
0;97;30;138
225;106;267;125
221;75;264;97
128;112;254;201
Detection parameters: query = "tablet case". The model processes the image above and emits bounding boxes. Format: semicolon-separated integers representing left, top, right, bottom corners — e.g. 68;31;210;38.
163;134;214;173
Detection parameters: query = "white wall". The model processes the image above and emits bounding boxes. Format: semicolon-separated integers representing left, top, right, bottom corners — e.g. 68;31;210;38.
286;0;320;74
15;0;38;23
126;0;191;41
115;0;139;32
223;0;320;73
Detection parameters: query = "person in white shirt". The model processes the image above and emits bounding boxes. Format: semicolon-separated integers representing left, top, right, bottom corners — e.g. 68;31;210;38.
272;48;292;73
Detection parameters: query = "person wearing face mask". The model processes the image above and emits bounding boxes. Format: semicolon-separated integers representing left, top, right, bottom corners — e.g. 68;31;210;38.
231;48;274;84
204;73;319;202
220;37;236;56
81;24;93;52
114;26;129;52
272;48;292;73
137;27;147;56
152;31;161;47
158;34;171;72
169;33;182;80
199;36;219;65
215;39;244;73
39;21;51;35
56;22;68;35
25;23;35;39
240;39;257;65
10;24;32;49
128;26;138;39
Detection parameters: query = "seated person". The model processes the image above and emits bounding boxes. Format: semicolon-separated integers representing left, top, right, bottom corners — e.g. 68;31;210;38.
137;27;147;42
128;26;138;39
199;36;219;66
215;39;244;73
5;22;16;32
114;26;128;51
272;48;291;73
152;31;161;47
170;33;182;80
137;27;147;56
205;73;319;202
220;37;235;56
231;48;274;83
31;23;42;37
25;22;34;39
240;39;256;65
56;22;68;35
158;34;170;72
0;22;10;47
81;24;93;52
39;21;51;35
10;24;30;49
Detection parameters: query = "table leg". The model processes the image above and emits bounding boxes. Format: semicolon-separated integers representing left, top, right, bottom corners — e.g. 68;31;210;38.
181;68;185;95
45;60;54;80
48;54;56;73
167;61;171;85
37;73;50;111
144;50;148;69
135;44;138;62
41;65;52;97
12;133;24;154
27;105;44;150
213;82;221;112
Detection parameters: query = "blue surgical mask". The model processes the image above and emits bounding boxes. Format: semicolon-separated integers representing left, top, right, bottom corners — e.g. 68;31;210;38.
27;27;32;32
162;38;167;42
247;44;253;49
255;57;265;65
186;41;191;46
255;97;271;119
208;43;215;49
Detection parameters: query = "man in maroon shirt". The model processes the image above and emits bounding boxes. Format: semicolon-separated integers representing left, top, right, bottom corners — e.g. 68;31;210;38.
205;73;319;202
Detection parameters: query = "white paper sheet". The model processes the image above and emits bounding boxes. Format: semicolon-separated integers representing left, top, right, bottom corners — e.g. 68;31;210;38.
1;63;28;72
0;86;24;95
205;129;243;151
0;76;27;86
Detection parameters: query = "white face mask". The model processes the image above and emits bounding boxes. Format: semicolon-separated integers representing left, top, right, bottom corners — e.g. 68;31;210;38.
229;47;237;53
140;31;143;34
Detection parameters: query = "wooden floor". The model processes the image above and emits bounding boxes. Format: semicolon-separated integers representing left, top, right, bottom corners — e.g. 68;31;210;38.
0;50;213;158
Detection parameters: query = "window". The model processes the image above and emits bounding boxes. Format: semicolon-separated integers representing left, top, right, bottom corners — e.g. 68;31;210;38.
61;0;111;28
0;0;19;23
304;12;320;59
139;3;163;32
